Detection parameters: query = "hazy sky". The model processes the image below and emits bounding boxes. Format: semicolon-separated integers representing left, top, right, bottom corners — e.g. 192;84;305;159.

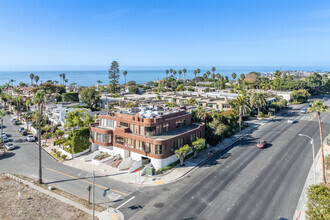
1;0;330;70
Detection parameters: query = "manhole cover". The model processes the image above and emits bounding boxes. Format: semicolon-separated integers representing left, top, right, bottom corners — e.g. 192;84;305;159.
154;203;164;208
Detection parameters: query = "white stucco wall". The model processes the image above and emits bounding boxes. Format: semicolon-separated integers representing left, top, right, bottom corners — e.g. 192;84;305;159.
151;154;178;170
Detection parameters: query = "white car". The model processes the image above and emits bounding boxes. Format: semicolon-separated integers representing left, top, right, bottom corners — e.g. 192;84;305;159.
5;143;14;150
300;108;307;113
26;135;35;142
1;134;8;139
287;119;297;124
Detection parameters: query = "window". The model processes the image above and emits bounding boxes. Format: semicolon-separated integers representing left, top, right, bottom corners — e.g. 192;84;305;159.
120;122;129;127
90;131;95;140
155;145;165;155
172;138;184;151
162;123;169;132
145;126;156;136
156;125;162;135
140;126;145;135
222;104;230;109
129;124;139;134
115;136;124;145
97;133;103;142
104;134;112;143
176;119;186;128
145;142;152;153
191;133;197;142
125;138;134;148
135;140;144;150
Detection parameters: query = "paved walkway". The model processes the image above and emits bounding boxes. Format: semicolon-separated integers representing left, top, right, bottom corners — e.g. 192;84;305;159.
293;135;330;220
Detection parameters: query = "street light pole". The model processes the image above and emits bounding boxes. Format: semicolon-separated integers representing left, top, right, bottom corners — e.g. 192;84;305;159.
299;134;316;184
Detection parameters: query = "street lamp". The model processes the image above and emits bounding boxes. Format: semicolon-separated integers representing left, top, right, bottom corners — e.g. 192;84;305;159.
299;134;316;184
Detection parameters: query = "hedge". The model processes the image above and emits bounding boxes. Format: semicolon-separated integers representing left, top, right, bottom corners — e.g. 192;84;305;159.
71;128;90;153
62;92;79;102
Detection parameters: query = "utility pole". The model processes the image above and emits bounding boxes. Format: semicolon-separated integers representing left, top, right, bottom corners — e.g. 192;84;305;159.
239;106;242;132
38;102;42;184
92;171;95;220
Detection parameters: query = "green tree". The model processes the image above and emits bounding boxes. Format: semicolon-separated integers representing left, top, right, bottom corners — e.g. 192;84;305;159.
34;75;39;85
128;86;139;94
54;129;65;149
211;73;216;87
240;73;245;80
108;61;120;93
0;109;6;153
306;184;330;219
228;95;251;129
188;97;196;104
176;84;185;91
165;69;169;83
80;86;100;110
232;72;237;81
196;68;201;77
308;100;328;183
96;80;102;84
175;144;191;166
183;68;187;80
250;92;267;114
178;70;182;79
123;71;128;85
30;73;34;86
191;138;206;158
216;73;221;90
290;89;310;103
15;95;22;121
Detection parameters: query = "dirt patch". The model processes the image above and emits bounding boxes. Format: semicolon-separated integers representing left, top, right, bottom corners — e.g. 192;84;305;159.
0;175;92;220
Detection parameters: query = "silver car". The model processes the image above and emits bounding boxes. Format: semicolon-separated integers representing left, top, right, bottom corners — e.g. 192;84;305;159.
5;143;14;150
287;119;297;124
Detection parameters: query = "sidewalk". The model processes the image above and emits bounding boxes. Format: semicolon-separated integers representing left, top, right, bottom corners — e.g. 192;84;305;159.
62;117;273;187
293;139;330;220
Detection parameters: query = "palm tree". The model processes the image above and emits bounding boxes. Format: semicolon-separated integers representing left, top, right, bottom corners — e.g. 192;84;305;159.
308;100;328;183
206;71;211;78
193;70;197;78
64;78;68;87
228;95;251;130
173;70;177;77
9;79;15;87
165;70;169;82
33;91;45;184
211;67;216;75
62;73;66;84
196;106;207;122
15;95;22;121
240;73;245;81
30;73;34;86
170;69;173;75
25;99;31;131
250;92;267;114
211;73;216;87
232;73;237;81
183;68;187;80
123;71;128;85
178;70;182;79
216;73;221;90
96;80;102;85
197;68;201;77
53;80;59;85
34;75;39;85
59;73;63;84
203;73;208;82
0;109;6;154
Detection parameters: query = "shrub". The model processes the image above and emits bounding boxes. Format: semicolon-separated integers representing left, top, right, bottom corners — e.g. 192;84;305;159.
61;155;67;160
258;112;264;117
62;92;79;102
51;148;57;153
128;86;139;94
70;128;90;154
306;184;330;219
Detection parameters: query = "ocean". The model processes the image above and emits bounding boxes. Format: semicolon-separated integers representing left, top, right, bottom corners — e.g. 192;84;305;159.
0;66;326;87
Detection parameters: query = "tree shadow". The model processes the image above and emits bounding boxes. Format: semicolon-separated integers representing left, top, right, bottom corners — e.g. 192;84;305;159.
0;152;15;159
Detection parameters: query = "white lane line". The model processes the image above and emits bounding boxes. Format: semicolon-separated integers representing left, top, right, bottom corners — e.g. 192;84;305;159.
116;196;135;210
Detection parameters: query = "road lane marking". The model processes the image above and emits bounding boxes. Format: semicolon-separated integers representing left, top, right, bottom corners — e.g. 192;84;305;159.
310;113;316;121
45;167;129;196
116;196;135;209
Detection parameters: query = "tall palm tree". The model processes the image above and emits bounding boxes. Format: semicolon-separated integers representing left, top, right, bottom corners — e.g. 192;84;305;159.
227;95;251;130
33;91;44;184
197;68;201;77
15;95;22;121
169;69;173;75
178;70;182;79
123;71;128;85
308;100;328;183
9;79;15;87
25;99;31;131
250;92;267;114
203;73;208;82
0;109;6;154
173;70;177;77
196;106;207;122
165;69;169;81
59;73;63;84
240;73;245;81
62;73;66;84
211;67;216;77
96;80;102;84
206;71;211;78
211;73;216;87
216;73;221;90
232;72;237;81
34;75;39;85
64;78;68;87
183;68;187;80
30;73;34;86
193;70;197;78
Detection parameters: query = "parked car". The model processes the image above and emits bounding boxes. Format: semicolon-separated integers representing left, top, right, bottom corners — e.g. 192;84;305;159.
2;138;10;143
300;108;307;113
287;119;297;124
1;134;8;139
323;97;328;101
26;135;35;142
257;140;267;149
18;127;25;132
21;130;28;136
10;118;16;122
5;143;14;150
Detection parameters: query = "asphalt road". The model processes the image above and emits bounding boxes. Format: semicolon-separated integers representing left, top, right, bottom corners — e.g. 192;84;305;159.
0;97;329;220
0;109;138;205
125;100;330;220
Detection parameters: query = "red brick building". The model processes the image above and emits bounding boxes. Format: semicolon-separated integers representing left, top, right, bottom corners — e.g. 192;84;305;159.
89;105;205;169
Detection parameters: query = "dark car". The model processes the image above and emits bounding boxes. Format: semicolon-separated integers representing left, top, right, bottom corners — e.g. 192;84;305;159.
257;140;267;149
21;130;28;136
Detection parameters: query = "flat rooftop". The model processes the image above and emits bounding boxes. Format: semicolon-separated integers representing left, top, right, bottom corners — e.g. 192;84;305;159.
115;105;183;118
149;123;201;140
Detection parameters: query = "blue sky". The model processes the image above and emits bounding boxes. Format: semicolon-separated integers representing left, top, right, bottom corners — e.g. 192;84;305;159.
0;0;330;71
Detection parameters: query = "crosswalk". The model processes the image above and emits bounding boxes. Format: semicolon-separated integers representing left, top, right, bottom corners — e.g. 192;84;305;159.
283;112;329;123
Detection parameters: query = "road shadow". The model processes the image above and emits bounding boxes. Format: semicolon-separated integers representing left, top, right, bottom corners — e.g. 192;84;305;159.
262;143;273;149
